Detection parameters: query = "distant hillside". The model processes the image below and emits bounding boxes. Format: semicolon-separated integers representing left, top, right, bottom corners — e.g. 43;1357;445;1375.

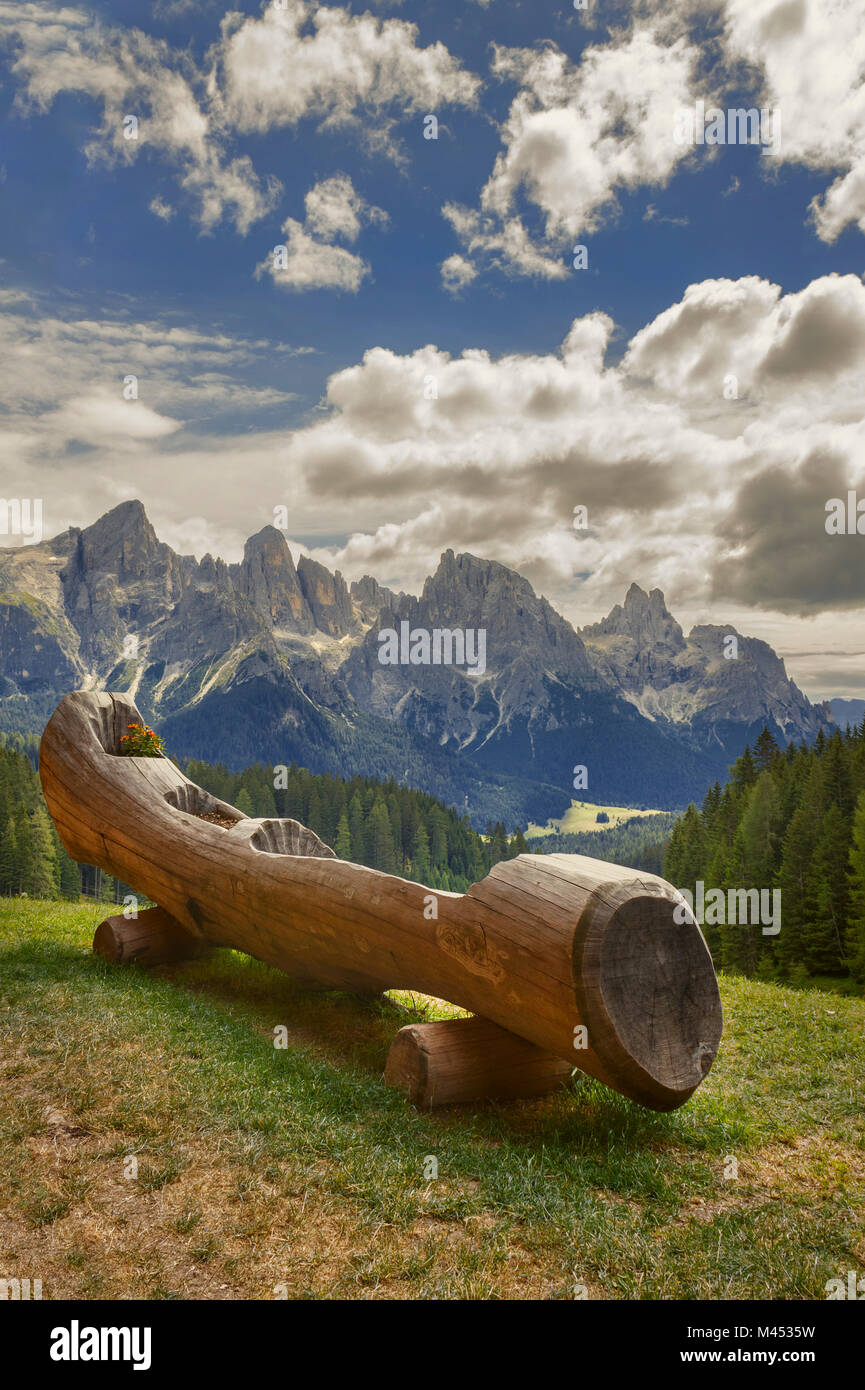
831;698;865;729
528;813;677;876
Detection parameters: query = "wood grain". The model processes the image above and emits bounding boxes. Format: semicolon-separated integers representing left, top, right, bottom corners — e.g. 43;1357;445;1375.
384;1016;574;1107
93;906;208;966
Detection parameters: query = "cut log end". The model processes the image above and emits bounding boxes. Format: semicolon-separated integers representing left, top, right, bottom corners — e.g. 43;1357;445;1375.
384;1016;574;1108
591;893;723;1110
93;906;208;967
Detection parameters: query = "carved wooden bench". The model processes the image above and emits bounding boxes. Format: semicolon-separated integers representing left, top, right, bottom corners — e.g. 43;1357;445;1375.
40;691;722;1111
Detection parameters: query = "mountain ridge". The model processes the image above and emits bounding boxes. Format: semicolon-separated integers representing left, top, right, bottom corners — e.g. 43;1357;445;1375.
0;501;834;826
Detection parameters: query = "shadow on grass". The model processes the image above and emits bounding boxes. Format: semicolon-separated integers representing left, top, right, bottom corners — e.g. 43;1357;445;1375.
0;935;746;1184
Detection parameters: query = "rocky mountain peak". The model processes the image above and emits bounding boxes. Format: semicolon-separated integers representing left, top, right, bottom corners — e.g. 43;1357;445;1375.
232;526;314;633
70;498;162;579
350;575;407;623
587;583;686;651
59;499;185;667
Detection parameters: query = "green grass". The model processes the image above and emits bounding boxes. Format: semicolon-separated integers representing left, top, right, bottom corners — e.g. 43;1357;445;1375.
526;800;672;837
0;899;863;1300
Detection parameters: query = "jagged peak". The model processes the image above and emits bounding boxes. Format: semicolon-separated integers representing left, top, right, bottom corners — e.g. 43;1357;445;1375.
242;525;296;567
81;498;154;542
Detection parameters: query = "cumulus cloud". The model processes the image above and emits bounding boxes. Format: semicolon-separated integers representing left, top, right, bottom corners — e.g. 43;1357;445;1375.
444;24;701;280
712;0;865;241
0;1;280;232
440;253;478;295
624;272;865;404
210;0;480;148
444;0;865;281
0;0;477;231
256;175;387;292
149;195;174;221
4;273;865;642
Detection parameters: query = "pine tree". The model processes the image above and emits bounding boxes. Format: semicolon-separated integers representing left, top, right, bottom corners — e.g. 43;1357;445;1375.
847;791;865;983
348;792;365;863
808;803;850;974
753;727;780;773
369;799;396;873
0;817;19;895
334;811;352;861
29;805;58;899
410;821;431;882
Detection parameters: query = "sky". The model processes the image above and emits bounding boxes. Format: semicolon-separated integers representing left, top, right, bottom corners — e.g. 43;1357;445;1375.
1;0;864;700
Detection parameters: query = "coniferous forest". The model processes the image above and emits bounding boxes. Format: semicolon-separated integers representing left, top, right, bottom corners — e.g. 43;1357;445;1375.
0;736;83;900
185;758;529;892
664;723;865;990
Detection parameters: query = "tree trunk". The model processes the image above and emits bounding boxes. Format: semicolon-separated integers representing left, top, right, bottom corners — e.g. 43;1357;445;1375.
93;906;208;966
384;1016;574;1107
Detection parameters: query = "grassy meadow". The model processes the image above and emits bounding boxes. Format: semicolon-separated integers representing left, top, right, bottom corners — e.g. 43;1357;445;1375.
1;899;863;1300
526;800;672;838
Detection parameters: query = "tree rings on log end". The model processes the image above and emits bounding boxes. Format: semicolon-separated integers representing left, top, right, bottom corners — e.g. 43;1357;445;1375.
93;906;208;967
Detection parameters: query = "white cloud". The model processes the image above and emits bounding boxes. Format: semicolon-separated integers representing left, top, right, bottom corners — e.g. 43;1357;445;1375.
444;0;865;279
0;1;280;233
211;0;480;145
149;195;174;221
440;253;478;295
0;1;476;232
712;0;865;241
257;175;386;292
444;24;700;279
4;273;865;659
303;173;388;243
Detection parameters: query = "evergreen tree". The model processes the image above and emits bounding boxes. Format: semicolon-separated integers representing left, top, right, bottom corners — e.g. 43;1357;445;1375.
847;791;865;983
334;810;353;861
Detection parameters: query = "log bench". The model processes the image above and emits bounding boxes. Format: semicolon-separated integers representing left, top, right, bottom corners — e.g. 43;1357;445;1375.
40;691;722;1112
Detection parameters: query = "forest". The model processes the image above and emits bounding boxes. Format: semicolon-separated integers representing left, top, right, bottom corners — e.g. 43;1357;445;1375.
0;734;82;899
529;813;677;875
185;757;529;892
664;722;865;989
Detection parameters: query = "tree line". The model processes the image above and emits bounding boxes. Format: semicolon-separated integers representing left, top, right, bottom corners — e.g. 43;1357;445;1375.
0;734;533;902
530;813;677;875
0;737;84;899
664;723;865;988
186;759;530;892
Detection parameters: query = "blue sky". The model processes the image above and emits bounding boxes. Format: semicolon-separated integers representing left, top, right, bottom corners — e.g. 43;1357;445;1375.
1;0;865;698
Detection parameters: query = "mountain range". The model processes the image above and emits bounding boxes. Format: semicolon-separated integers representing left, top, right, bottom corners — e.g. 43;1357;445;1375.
0;501;834;827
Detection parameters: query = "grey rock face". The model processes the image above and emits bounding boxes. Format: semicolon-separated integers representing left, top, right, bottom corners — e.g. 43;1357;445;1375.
297;556;355;637
231;527;315;634
582;585;827;743
60;500;185;668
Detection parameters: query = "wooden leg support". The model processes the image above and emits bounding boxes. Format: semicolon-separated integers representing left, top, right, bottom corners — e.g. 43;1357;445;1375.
93;906;209;967
384;1015;574;1108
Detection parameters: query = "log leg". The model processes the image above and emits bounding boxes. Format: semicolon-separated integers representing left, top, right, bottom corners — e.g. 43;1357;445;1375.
384;1015;574;1108
93;906;209;967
